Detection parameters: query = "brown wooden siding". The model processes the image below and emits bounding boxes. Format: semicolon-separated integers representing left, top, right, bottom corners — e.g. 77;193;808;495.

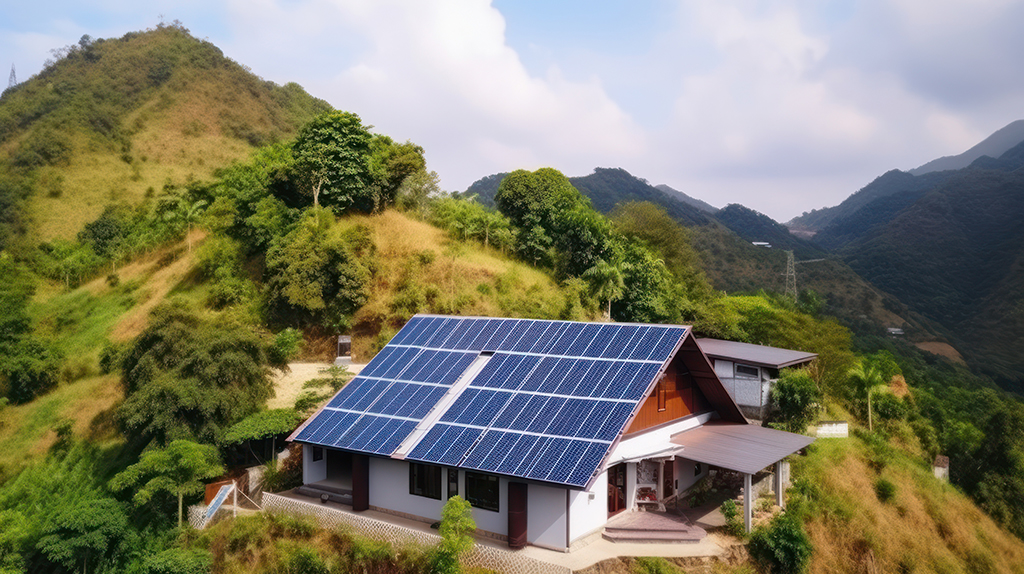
627;353;710;434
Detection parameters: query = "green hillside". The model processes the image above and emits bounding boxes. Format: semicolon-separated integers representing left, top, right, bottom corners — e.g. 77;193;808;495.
0;22;330;247
3;26;1024;574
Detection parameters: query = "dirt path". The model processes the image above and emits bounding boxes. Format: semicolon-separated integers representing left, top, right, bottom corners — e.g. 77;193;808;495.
268;362;365;410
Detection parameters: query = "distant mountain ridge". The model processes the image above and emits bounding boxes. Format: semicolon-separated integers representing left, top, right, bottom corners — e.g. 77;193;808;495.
653;184;718;214
909;119;1024;175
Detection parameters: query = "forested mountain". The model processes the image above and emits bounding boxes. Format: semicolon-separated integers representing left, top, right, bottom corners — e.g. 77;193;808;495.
0;23;330;248
840;163;1024;390
713;204;825;259
4;25;1024;574
653;183;718;214
909;119;1024;175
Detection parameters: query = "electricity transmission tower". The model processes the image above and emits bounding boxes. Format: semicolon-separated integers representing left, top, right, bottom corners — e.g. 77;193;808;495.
8;64;15;89
783;251;826;300
784;251;797;299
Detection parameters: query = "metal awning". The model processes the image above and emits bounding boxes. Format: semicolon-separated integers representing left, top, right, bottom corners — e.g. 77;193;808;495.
670;423;814;475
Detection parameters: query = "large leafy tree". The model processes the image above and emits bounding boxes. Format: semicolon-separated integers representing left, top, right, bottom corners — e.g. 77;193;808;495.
264;207;371;328
292;110;372;210
117;301;284;444
109;440;224;528
36;497;128;574
494;167;585;232
363;135;425;213
0;255;61;404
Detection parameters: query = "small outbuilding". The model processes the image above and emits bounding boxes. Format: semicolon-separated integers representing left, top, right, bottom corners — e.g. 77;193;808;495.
696;338;817;420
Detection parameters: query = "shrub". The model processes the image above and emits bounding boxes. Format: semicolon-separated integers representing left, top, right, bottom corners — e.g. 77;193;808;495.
873;393;908;421
139;548;213;574
747;512;813;574
270;328;304;363
768;369;820;433
633;556;682;574
874;478;897;503
721;499;745;537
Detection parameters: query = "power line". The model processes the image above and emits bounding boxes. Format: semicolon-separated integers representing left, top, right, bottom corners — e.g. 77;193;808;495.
7;64;15;89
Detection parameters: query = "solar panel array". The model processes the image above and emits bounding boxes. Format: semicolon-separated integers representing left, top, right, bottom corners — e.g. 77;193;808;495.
294;315;687;488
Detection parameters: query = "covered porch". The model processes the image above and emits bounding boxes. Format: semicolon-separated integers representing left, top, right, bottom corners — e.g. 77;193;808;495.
670;422;814;532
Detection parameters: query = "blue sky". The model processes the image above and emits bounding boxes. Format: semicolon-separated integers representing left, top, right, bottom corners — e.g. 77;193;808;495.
3;0;1022;221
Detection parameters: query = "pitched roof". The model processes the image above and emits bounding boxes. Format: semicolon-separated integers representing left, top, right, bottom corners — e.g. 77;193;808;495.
695;338;818;369
289;315;693;489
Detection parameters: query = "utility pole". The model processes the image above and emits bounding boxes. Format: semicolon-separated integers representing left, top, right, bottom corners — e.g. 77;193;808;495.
8;64;16;89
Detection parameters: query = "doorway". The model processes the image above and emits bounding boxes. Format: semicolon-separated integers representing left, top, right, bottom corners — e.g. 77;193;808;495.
608;463;627;516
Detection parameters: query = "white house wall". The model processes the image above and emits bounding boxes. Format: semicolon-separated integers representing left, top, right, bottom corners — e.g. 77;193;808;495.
368;458;448;522
713;359;733;380
303;445;327;484
569;470;607;544
528;483;567;550
365;457;577;549
673;457;707;494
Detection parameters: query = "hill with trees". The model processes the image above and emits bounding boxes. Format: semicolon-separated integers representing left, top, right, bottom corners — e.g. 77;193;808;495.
2;25;1024;574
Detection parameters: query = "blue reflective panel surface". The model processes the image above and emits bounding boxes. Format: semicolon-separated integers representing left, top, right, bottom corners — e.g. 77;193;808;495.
626;327;663;360
596;402;636;441
527;397;567;433
519;358;557;392
495;434;539;475
496;320;532;351
445;319;478;349
546;439;591;484
551;359;598;395
577;401;616;439
405;386;448;419
649;327;685;362
532;322;568;355
582;324;618;357
342;379;392;411
536;359;573;394
366;382;410;414
547;323;584;356
473;431;522;471
461;430;502;468
566;323;602;357
388;316;424;346
481;320;516;350
423;317;459;348
600;325;640;359
622;363;661;401
507;395;549;431
523;438;570;480
440;388;480;423
512;321;549;352
567;442;608;486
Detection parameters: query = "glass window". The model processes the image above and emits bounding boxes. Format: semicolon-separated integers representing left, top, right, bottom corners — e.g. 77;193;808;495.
735;364;759;378
409;463;442;500
312;447;323;462
465;471;499;512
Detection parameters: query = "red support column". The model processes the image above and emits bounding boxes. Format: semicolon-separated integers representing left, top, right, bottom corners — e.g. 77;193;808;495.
353;454;369;511
507;482;528;549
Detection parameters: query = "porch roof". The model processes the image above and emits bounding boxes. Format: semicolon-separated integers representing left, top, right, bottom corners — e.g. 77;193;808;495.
669;423;814;475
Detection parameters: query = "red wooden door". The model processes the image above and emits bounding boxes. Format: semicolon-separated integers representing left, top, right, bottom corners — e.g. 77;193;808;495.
608;463;627;516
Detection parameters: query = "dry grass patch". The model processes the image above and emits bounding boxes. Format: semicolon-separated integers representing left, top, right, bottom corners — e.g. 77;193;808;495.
110;241;199;341
797;435;1024;574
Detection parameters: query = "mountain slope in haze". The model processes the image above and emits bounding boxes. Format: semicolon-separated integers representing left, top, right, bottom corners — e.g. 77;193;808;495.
788;120;1024;235
462;167;714;226
654;183;718;214
0;23;331;244
909;119;1024;175
714;203;826;259
841;163;1024;390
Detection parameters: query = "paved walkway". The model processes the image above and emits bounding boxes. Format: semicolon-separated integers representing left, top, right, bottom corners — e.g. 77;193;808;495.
277;490;727;572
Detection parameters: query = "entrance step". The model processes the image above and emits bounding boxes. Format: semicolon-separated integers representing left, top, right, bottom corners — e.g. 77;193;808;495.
603;509;707;544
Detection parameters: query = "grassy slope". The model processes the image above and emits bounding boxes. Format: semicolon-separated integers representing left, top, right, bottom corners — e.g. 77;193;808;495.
795;426;1024;574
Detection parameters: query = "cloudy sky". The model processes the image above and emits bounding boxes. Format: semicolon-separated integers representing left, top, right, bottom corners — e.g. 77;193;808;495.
3;0;1022;221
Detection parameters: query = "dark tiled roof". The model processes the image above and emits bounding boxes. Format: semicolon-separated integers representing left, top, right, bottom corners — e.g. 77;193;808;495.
695;338;817;369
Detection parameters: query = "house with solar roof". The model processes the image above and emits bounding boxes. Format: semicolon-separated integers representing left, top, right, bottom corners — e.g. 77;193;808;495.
288;315;813;551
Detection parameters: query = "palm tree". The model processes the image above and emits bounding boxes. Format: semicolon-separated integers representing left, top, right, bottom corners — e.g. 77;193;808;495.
583;259;625;321
848;361;886;432
165;198;207;252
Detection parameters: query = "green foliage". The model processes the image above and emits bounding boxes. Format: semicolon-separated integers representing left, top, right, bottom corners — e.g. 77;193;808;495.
270;328;304;364
264;208;371;328
720;499;745;537
292;111;373;210
222;409;303;444
431;496;476;574
117;301;283;444
874;477;897;503
109;439;224;528
768;369;820;433
494;167;585;232
279;545;329;574
262;451;304;493
138;548;212;574
364;135;426;213
632;556;682;574
873;393;908;422
582;259;624;319
36;497;129;574
747;512;813;574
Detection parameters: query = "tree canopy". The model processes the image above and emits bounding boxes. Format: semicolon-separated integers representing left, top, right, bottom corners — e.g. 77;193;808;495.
292;111;372;210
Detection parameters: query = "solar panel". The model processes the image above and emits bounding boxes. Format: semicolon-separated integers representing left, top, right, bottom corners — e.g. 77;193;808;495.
296;315;687;488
